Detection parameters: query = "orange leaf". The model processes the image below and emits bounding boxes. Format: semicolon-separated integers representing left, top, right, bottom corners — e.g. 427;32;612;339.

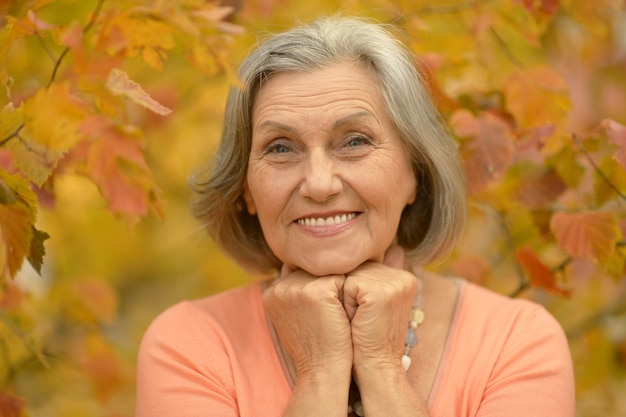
106;13;175;70
550;211;621;260
106;68;172;116
0;150;14;173
451;110;515;194
72;278;119;324
60;21;88;74
82;116;163;218
0;393;27;417
504;66;570;128
514;0;560;15
0;282;26;312
0;203;32;282
516;246;570;296
82;348;126;402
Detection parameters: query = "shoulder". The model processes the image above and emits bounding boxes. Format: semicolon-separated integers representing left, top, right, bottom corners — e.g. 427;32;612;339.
461;281;564;337
138;282;265;362
430;280;574;415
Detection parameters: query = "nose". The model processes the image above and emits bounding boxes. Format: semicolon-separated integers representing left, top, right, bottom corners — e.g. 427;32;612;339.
299;148;343;202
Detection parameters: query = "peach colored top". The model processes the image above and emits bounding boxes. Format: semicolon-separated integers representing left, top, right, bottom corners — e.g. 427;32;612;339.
135;280;575;416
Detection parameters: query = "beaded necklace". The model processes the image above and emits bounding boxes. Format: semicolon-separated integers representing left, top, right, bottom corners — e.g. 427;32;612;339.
347;279;425;417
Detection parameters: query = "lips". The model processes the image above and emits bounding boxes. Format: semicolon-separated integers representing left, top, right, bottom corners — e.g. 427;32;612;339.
296;212;357;227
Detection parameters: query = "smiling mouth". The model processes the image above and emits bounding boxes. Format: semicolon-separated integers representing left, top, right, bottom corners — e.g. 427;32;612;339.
296;212;358;227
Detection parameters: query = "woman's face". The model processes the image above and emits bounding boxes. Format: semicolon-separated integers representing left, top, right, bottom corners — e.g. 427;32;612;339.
244;62;417;276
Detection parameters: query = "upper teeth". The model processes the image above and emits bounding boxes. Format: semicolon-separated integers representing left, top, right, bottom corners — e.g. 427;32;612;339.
297;213;356;227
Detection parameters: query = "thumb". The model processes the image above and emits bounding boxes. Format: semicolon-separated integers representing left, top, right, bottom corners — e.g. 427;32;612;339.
383;245;405;270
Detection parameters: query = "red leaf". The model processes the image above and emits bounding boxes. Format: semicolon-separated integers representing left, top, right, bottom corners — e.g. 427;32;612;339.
516;169;567;208
515;246;570;296
82;116;163;219
451;110;515;194
605;119;626;171
0;393;27;417
106;68;172;116
550;211;621;260
513;0;560;15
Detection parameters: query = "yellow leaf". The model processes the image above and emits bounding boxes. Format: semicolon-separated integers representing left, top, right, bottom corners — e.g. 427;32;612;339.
550;211;621;260
23;83;90;152
504;66;571;127
0;104;57;185
105;68;172;116
0;169;39;217
108;12;175;70
0;103;22;141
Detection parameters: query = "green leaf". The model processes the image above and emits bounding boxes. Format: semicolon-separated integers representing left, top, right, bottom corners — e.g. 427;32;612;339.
27;226;49;276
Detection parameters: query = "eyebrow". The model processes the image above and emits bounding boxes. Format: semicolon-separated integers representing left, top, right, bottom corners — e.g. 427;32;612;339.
255;111;378;133
256;120;298;133
332;111;377;129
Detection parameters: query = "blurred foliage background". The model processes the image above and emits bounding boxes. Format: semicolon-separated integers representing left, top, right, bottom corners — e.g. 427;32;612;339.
1;0;625;416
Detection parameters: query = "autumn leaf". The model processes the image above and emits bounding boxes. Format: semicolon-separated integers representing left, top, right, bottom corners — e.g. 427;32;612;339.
451;109;515;194
0;203;32;282
504;66;570;128
605;119;626;171
1;103;23;144
23;82;91;152
515;168;567;208
0;281;26;312
71;278;119;324
0;169;39;282
59;21;89;74
106;68;172;116
0;392;27;417
513;0;560;16
515;246;570;296
27;226;49;276
80;340;127;403
105;11;175;70
0;149;14;172
550;211;621;260
0;166;39;217
82;115;164;218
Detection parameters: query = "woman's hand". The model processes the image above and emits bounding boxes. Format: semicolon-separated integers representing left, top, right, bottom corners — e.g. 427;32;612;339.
262;266;353;382
342;245;418;371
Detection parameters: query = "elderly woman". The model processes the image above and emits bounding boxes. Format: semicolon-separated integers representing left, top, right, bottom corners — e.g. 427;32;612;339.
136;16;574;417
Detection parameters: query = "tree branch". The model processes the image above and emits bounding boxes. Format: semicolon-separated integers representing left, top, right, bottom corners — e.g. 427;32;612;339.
566;294;626;340
486;204;530;297
417;0;496;14
488;26;524;69
0;124;24;148
47;0;106;88
573;133;626;201
1;1;107;149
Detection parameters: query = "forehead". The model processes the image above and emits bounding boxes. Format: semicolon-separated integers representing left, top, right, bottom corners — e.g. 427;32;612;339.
252;62;388;124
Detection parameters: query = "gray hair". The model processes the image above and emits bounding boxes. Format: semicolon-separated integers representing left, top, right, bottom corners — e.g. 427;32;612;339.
190;16;466;273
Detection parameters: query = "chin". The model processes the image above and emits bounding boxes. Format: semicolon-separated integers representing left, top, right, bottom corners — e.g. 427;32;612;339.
296;257;366;277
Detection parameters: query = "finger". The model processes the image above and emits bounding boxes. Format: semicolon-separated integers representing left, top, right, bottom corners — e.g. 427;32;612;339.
342;283;358;322
383;245;405;270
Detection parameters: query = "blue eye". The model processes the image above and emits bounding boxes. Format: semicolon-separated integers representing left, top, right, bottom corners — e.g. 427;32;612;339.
266;143;290;154
346;135;370;147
